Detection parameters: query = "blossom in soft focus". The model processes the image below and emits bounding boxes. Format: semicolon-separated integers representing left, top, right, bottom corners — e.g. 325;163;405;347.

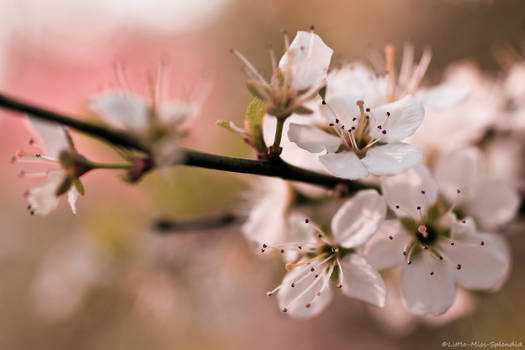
90;63;208;167
262;190;387;319
409;63;499;154
368;270;478;336
11;117;86;215
242;177;294;246
364;165;511;315
31;234;111;321
233;28;333;119
434;147;520;230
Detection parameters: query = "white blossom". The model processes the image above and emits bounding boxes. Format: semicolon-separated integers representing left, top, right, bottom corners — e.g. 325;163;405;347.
364;165;511;315
261;190;387;319
12;117;80;215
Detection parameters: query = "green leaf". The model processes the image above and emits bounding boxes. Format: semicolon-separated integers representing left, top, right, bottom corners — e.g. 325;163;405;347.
244;97;268;155
73;178;85;195
216;120;245;134
247;81;268;100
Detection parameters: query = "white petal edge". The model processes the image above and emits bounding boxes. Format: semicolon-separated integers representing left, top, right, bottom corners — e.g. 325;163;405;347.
90;92;150;132
331;190;386;248
340;254;387;307
363;220;411;270
361;143;422;176
26;117;70;159
401;252;457;315
287;123;340;153
319;152;368;180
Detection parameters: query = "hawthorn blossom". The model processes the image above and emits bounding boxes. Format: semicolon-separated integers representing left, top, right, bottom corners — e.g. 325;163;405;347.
434;147;520;230
262;190;387;319
90;63;207;168
232;27;333;119
11;117;86;215
364;165;511;315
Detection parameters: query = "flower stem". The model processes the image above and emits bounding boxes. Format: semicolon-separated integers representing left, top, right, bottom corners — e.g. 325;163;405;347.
271;118;285;157
0;92;150;152
90;162;132;170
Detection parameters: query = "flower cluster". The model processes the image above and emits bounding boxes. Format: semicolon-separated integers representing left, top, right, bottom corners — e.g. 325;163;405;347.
6;28;524;326
239;31;522;320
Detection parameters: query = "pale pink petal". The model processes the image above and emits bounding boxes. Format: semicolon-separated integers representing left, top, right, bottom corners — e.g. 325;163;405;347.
340;254;386;307
381;164;438;219
434;148;481;202
467;177;520;229
27;171;64;216
287;123;340;153
361;142;422;176
319;95;360;126
363;220;411;270
67;186;79;215
331;190;386;248
401;252;457;315
416;83;470;110
90;92;149;132
370;95;425;142
26;117;70;159
278;31;333;91
441;232;510;291
277;266;333;319
319;152;368;179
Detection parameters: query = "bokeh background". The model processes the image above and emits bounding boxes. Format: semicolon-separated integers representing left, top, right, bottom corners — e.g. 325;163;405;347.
0;0;524;349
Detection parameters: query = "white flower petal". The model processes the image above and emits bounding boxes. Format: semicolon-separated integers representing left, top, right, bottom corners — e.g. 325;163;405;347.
27;172;64;216
381;164;438;220
278;31;333;91
287;123;340;153
416;83;470;110
319;152;368;179
434;148;481;202
371;95;425;142
277;266;333;319
263;116;326;172
242;178;292;245
326;64;388;107
363;220;411;270
158;102;195;125
320;95;360;126
340;254;386;307
401;252;457;315
90;92;149;132
331;190;386;248
67;186;79;215
26;117;70;158
467;177;520;229
441;232;510;290
361;143;422;176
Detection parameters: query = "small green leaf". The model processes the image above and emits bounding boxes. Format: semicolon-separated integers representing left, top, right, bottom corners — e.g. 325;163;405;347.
244;97;268;156
216;120;245;134
73;178;85;195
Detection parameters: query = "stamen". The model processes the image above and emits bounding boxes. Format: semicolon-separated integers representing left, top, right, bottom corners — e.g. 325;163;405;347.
285;253;328;271
267;44;277;72
231;49;268;86
385;44;396;101
335;258;344;289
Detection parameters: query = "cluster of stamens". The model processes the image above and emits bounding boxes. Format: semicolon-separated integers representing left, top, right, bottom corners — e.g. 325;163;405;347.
323;99;390;157
262;219;346;312
389;187;486;277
